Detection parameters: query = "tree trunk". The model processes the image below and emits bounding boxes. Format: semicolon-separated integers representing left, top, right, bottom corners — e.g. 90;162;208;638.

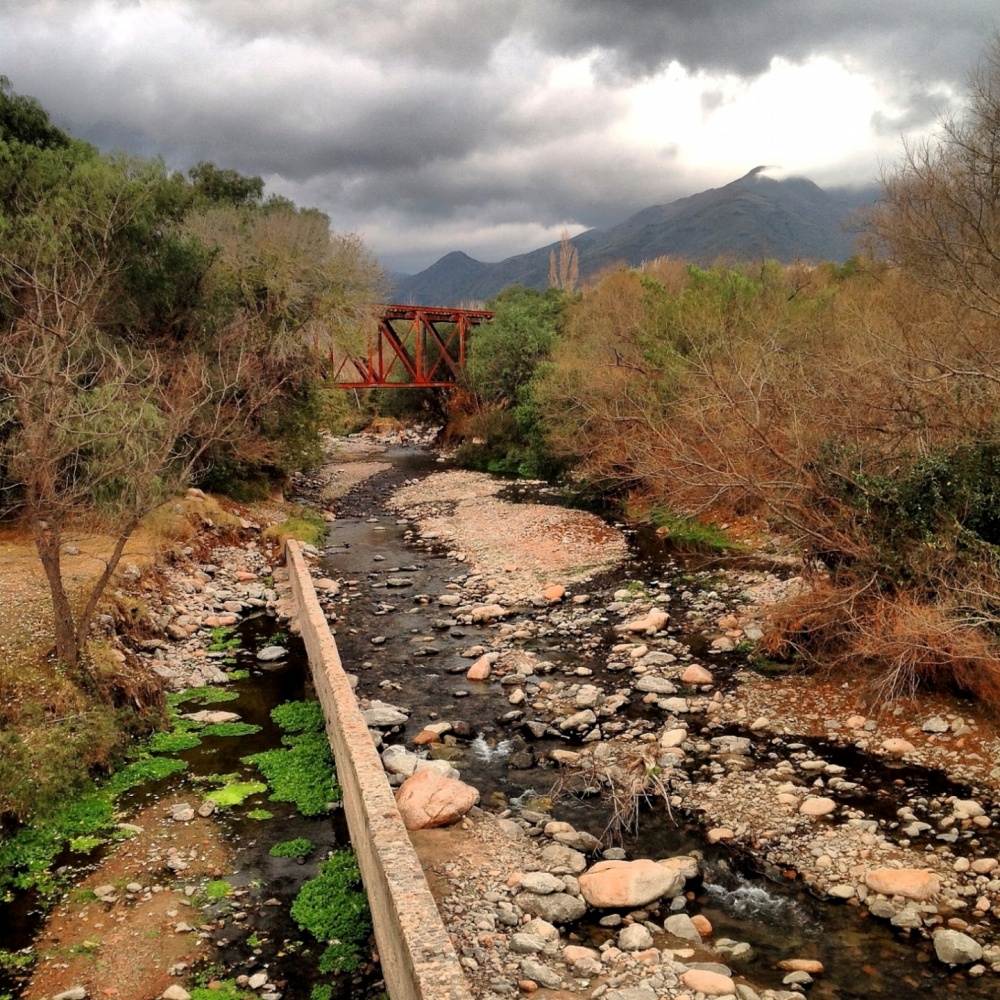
32;518;79;667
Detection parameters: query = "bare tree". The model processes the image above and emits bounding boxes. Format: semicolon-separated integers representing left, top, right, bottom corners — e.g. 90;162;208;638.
548;229;579;292
873;32;1000;319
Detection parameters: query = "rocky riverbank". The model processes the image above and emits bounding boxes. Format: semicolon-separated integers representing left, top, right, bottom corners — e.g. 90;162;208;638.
314;433;1000;999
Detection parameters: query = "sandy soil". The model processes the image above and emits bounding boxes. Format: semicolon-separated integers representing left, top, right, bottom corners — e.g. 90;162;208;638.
25;795;231;1000
389;470;628;595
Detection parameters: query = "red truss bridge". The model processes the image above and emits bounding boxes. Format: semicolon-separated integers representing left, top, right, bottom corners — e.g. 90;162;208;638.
335;304;494;389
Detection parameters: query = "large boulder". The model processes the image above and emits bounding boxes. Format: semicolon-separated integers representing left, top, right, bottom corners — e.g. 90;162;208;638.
864;868;940;901
933;929;983;965
394;771;479;830
515;891;587;924
579;859;684;908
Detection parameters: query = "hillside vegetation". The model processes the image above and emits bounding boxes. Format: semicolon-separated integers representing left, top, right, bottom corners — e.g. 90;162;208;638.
454;37;1000;704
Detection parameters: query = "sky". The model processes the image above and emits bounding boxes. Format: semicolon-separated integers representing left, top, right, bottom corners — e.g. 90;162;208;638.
0;1;995;273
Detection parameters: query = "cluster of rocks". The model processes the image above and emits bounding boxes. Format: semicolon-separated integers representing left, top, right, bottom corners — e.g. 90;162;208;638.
120;501;282;691
421;806;825;1000
308;443;1000;992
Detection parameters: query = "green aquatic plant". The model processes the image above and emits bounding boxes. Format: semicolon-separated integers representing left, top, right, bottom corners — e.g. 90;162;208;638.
269;837;313;859
269;699;324;733
291;851;371;974
200;722;262;738
246;808;273;820
205;781;267;809
147;731;203;753
167;686;240;708
243;699;339;816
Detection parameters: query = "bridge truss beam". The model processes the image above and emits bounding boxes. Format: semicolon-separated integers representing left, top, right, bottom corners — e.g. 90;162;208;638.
335;304;493;389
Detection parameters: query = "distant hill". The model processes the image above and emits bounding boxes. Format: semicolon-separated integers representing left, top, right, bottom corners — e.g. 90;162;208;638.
391;168;877;306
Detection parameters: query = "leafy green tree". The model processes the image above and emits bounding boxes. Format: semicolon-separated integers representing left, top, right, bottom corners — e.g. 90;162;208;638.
0;75;70;149
0;82;383;668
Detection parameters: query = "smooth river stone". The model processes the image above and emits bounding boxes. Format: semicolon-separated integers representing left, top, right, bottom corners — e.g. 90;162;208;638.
865;868;941;901
579;859;684;908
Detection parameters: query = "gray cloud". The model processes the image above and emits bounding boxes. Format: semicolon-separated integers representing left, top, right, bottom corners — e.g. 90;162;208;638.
0;0;995;272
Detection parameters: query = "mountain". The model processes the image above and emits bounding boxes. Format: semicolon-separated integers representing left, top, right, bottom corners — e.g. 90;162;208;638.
391;168;877;306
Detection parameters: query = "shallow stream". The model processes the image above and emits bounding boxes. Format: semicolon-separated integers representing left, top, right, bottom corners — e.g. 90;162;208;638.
323;447;1000;999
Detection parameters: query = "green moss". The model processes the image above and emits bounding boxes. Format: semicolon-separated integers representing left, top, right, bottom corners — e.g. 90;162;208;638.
228;669;250;681
204;879;233;900
147;731;203;753
310;987;333;1000
0;949;35;972
269;837;313;859
205;781;267;809
290;851;371;974
200;722;262;738
246;808;273;820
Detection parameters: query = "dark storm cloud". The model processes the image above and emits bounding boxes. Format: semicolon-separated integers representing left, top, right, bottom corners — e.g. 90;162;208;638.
0;0;996;272
529;0;997;80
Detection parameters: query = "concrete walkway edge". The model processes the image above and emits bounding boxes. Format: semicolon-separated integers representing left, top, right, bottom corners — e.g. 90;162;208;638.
285;539;474;1000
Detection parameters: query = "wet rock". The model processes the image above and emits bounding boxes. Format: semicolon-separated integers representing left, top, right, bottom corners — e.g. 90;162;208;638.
953;799;985;820
256;645;288;662
466;653;496;681
711;735;751;755
363;705;409;727
618;923;654;950
777;959;824;974
617;610;669;635
921;716;949;733
579;859;684;908
395;771;479;829
559;709;597;732
471;604;509;622
510;933;548;954
516;891;587;924
170;804;195;822
382;744;419;776
519;960;561;989
659;856;700;881
518;872;565;895
865;868;941;901
636;676;678;695
665;913;703;943
934;928;984;965
681;664;714;685
799;796;837;817
182;710;240;724
539;843;588;874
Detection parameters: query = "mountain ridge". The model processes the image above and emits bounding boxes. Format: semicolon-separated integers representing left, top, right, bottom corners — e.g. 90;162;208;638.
391;169;877;306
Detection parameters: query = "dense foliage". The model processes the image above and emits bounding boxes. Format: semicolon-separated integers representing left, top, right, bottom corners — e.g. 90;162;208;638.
0;78;382;670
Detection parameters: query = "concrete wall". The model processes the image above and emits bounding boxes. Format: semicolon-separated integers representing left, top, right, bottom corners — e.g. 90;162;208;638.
285;539;473;1000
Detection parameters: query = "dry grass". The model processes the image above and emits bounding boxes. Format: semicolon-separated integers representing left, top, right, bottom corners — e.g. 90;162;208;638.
763;582;1000;706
